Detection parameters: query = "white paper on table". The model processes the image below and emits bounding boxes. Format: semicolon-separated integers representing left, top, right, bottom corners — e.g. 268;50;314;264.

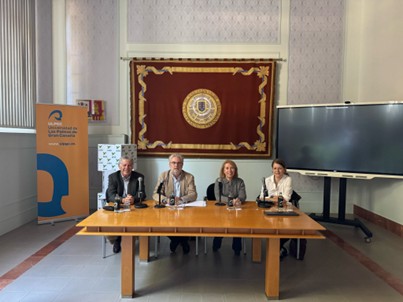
184;200;207;207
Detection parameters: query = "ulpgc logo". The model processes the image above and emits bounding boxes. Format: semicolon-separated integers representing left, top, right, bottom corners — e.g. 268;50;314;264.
48;110;63;126
37;153;68;217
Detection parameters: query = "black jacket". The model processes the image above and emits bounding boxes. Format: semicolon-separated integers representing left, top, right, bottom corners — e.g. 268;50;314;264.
106;170;146;203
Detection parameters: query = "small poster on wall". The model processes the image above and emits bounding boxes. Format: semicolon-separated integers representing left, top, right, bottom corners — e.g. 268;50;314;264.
76;99;106;121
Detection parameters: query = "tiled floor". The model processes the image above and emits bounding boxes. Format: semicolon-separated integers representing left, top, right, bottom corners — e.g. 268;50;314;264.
0;216;402;302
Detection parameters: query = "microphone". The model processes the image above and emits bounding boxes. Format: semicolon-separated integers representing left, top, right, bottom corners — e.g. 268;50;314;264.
215;178;225;206
138;177;143;193
262;177;268;198
155;179;165;208
157;180;164;194
257;177;273;208
135;176;147;208
218;178;223;197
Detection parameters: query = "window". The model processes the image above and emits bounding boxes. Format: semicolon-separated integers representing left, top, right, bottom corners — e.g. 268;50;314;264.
0;0;36;129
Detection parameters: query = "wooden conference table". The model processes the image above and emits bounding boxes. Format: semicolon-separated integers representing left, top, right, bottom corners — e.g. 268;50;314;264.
76;200;325;299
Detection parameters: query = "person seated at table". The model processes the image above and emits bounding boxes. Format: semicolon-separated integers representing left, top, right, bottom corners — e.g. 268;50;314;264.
259;158;293;259
152;153;197;255
106;156;146;253
259;158;292;203
212;160;246;255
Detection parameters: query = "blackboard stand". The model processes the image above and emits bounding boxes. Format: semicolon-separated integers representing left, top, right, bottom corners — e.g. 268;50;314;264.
309;177;373;242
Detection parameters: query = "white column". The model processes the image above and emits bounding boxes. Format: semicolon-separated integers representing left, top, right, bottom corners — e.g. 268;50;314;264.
52;0;67;104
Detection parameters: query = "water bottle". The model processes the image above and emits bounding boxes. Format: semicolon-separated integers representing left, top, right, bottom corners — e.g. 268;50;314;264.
114;194;121;212
227;192;234;207
169;193;176;206
278;192;284;208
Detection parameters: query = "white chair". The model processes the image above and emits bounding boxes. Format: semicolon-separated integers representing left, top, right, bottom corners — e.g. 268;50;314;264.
102;236;108;258
195;237;208;256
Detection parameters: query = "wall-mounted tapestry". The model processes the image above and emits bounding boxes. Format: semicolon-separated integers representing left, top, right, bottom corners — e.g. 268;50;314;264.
130;58;276;158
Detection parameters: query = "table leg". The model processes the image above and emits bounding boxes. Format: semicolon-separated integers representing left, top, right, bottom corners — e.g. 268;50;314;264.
265;238;280;299
121;236;135;298
139;236;150;262
252;238;262;262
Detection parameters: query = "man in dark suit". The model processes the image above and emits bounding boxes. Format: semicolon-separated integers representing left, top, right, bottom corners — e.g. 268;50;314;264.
106;156;146;253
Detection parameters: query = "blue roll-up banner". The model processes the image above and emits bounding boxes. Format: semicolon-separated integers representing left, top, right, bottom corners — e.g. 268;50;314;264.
36;104;89;223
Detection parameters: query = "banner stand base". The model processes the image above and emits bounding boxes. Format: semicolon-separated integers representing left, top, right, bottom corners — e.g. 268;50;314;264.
37;215;88;226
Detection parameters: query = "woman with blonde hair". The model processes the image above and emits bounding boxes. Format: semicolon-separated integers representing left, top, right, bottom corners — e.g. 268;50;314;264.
212;160;246;255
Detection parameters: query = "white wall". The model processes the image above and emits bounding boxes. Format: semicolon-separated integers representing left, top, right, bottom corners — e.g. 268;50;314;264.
343;0;403;102
0;133;37;236
343;0;403;224
357;1;403;101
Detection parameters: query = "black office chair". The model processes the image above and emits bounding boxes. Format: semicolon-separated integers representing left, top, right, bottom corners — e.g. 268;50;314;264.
206;183;215;201
290;190;302;208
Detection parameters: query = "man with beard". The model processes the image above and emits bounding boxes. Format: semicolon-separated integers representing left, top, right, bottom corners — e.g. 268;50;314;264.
152;153;197;254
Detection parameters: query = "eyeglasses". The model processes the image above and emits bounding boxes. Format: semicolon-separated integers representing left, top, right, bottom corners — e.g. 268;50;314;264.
170;161;183;165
